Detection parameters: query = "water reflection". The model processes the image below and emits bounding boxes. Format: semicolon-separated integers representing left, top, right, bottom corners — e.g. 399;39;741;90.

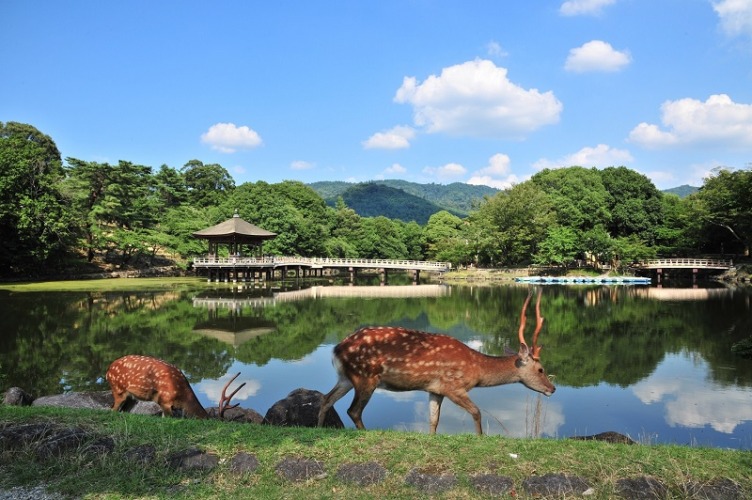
632;352;752;434
0;281;750;449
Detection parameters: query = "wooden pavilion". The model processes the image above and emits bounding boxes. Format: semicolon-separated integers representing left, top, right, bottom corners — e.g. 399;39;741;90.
192;212;277;258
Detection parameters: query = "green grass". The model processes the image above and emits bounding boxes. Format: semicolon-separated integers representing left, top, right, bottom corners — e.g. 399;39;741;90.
0;277;206;292
1;406;749;499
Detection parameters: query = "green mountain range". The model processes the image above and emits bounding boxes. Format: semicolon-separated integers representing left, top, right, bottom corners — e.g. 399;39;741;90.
308;180;498;225
309;180;700;225
662;184;699;198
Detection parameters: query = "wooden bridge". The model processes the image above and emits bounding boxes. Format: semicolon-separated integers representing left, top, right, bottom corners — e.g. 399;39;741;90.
632;258;733;270
192;256;452;283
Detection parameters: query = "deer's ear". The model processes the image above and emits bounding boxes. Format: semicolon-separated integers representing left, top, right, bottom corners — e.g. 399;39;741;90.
518;342;530;358
517;343;530;366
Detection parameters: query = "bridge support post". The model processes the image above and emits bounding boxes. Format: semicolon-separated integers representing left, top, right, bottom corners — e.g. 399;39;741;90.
412;269;420;284
657;268;662;284
349;267;356;283
379;268;387;286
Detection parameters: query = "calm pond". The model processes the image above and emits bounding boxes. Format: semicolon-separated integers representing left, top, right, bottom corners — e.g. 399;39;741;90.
1;277;750;449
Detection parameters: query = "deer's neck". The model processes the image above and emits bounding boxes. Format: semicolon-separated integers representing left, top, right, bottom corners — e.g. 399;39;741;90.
182;387;209;418
475;353;521;387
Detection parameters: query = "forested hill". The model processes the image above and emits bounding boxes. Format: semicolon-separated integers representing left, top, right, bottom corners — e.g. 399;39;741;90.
309;180;498;223
662;185;699;198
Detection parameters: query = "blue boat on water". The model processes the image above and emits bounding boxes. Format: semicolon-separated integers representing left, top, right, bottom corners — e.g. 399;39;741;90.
515;276;651;285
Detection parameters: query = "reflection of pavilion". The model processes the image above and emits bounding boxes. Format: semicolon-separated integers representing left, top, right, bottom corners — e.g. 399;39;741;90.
191;285;450;346
192;297;277;348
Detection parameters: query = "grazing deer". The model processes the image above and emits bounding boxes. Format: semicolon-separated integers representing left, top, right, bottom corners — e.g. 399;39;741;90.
317;290;555;435
106;355;245;419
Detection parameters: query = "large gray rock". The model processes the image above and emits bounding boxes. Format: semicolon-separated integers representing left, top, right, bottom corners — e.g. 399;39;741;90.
263;388;344;428
32;391;162;416
3;387;34;406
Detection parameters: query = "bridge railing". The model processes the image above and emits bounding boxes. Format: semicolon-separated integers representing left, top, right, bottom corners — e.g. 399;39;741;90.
633;258;733;269
192;256;452;271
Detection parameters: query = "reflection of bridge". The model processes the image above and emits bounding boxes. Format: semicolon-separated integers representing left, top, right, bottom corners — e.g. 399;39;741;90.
193;256;451;283
633;287;734;301
633;258;733;270
192;284;451;309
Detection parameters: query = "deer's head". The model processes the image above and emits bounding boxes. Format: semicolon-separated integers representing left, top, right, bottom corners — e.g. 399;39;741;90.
516;290;556;396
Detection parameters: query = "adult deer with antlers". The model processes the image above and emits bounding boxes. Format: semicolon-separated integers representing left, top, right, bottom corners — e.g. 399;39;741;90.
106;355;245;419
317;289;555;435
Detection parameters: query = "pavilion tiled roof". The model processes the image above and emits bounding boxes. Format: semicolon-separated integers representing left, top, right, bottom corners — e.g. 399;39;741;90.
192;213;277;240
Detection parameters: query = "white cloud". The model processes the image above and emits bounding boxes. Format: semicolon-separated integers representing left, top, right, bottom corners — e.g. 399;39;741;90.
486;40;508;58
565;40;631;73
201;122;263;153
199;375;260;403
713;0;752;38
362;125;416;149
533;144;633;170
290;160;314;170
394;59;562;139
423;162;467;180
560;0;616;16
466;153;520;189
628;94;752;148
632;353;752;433
384;163;407;175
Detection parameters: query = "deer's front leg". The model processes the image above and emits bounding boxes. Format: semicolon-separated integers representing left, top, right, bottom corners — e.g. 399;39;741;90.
428;393;444;434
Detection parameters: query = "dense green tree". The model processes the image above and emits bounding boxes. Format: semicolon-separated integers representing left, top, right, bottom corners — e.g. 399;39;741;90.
63;159;158;263
470;182;556;266
154;205;213;259
531;166;611;234
580;226;614;265
322;197;362;257
423;211;464;260
600;166;664;243
693;167;752;256
225;181;326;256
106;160;157;229
182;159;234;208
154;164;189;211
0;122;74;273
400;220;425;260
612;235;656;267
62;158;113;261
355;216;408;259
654;194;697;256
534;227;579;267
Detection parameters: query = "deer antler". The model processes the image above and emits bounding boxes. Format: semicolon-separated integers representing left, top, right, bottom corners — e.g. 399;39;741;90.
518;289;533;348
218;372;246;419
518;288;545;360
532;289;544;360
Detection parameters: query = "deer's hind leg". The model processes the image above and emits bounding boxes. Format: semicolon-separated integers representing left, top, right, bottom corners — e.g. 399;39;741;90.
318;376;353;427
346;374;380;430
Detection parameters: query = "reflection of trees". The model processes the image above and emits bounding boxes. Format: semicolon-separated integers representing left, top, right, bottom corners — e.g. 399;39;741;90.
1;285;750;398
0;290;230;396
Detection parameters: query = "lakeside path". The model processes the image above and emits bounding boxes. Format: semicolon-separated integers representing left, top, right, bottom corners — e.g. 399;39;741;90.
1;407;749;499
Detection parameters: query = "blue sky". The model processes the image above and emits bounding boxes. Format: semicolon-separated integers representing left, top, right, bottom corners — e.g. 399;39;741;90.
2;1;751;190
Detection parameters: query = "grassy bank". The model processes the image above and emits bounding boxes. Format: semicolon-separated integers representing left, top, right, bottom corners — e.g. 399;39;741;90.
1;406;749;499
